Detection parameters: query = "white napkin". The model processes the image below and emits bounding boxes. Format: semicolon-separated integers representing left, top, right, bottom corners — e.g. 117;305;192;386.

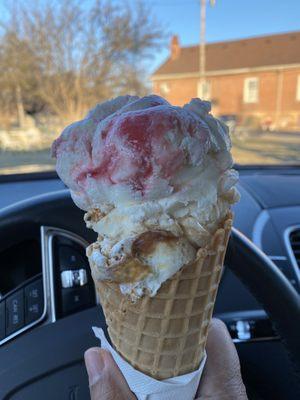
92;327;206;400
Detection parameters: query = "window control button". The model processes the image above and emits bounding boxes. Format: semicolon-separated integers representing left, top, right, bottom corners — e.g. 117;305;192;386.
58;246;88;271
6;290;24;335
61;269;88;288
61;287;92;315
25;279;44;324
0;301;5;340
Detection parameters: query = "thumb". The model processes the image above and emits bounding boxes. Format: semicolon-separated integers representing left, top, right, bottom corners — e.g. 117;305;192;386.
84;348;136;400
197;318;247;399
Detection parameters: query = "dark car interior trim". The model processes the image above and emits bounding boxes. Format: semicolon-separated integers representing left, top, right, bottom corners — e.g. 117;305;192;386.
284;225;300;284
1;167;300;399
40;226;92;324
0;273;47;347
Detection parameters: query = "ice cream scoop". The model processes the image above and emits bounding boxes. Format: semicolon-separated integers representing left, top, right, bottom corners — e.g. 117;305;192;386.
52;95;215;207
52;95;239;299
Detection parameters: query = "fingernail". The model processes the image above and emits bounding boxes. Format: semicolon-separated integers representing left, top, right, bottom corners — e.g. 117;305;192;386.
84;348;105;385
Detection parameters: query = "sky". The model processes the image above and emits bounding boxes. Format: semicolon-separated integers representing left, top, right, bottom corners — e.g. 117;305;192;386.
143;0;300;73
1;0;300;73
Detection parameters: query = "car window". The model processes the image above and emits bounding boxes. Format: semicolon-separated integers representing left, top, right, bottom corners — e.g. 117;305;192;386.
0;0;299;175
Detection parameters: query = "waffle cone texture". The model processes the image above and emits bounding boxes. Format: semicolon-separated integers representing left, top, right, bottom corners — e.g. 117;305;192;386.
96;213;233;380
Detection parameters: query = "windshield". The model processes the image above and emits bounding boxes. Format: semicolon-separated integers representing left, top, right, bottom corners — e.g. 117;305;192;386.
0;0;300;175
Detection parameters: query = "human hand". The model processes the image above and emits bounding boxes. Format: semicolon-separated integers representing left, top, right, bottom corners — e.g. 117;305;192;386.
84;347;136;400
84;318;247;400
196;318;248;399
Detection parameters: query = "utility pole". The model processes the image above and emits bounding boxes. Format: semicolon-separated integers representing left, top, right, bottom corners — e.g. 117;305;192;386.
275;70;283;130
199;0;206;82
199;0;215;99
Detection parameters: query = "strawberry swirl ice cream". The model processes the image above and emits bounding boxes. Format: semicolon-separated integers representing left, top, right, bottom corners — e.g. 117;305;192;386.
52;95;239;299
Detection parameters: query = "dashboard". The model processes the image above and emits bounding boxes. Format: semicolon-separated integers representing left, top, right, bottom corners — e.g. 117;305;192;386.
0;167;299;399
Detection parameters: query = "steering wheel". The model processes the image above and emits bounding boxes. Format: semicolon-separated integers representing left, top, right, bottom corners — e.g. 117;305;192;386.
0;189;299;399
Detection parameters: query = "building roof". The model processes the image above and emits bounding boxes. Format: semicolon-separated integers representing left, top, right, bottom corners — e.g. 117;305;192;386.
153;31;300;76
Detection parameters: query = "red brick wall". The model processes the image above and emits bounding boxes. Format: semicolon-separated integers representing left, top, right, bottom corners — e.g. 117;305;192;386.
152;67;300;129
152;78;198;106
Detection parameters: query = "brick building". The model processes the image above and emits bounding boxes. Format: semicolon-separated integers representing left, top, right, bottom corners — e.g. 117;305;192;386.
151;31;300;130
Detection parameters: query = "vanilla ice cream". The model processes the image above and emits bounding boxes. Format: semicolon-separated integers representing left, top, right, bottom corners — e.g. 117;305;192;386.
52;95;239;299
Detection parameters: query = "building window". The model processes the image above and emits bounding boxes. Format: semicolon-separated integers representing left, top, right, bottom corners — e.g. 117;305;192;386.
197;80;211;100
296;75;300;101
243;77;259;103
159;82;170;95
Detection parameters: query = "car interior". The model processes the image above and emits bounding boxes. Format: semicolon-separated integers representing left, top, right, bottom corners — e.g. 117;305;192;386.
1;1;300;399
0;167;299;399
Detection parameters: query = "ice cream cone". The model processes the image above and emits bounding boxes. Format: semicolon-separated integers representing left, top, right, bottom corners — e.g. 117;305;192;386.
96;213;233;380
52;94;239;381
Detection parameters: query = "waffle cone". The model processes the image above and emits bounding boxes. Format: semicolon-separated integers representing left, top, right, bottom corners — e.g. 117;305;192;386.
95;213;233;380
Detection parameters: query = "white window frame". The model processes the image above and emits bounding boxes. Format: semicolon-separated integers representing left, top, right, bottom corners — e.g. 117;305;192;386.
243;77;259;103
296;75;300;101
197;79;211;100
159;82;170;95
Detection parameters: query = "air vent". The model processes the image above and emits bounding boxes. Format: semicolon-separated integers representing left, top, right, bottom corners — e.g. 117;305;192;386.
290;229;300;268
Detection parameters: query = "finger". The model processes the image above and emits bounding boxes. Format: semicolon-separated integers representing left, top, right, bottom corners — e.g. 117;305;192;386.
84;347;136;400
197;318;247;399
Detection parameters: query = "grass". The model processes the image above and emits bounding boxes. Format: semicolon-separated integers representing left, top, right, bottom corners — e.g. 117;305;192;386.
0;149;55;174
231;131;300;165
0;131;299;175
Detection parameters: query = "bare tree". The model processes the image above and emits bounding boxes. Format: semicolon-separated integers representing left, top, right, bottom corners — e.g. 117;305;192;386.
0;0;165;124
0;31;41;127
